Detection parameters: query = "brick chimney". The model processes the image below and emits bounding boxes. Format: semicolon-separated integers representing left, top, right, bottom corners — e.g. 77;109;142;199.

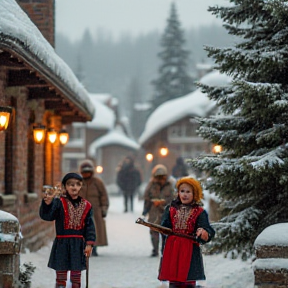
16;0;55;47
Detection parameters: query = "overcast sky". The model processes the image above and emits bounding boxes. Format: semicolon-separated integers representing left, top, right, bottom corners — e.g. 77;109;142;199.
55;0;229;41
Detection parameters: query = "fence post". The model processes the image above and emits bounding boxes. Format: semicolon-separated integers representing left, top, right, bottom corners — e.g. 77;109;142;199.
253;223;288;288
0;210;22;288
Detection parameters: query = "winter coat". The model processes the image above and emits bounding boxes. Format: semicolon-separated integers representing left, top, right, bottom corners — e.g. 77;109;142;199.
80;176;109;246
39;196;96;271
116;165;141;196
142;179;175;224
172;157;188;179
158;204;215;282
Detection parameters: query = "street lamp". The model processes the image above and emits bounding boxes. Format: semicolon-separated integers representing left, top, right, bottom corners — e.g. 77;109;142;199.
33;124;46;144
0;106;12;131
212;144;223;154
159;146;169;157
96;166;103;174
47;128;57;144
59;129;69;146
146;153;154;162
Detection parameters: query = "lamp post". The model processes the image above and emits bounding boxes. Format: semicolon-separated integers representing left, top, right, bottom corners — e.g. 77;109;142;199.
0;106;12;131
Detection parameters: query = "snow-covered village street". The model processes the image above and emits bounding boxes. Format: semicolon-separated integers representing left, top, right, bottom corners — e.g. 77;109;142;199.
21;195;254;288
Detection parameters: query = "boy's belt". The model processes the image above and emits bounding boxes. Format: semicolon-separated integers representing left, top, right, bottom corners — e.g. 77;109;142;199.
57;235;84;238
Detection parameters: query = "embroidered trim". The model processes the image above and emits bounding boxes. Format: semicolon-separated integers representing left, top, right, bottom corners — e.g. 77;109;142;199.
171;205;203;235
61;197;91;230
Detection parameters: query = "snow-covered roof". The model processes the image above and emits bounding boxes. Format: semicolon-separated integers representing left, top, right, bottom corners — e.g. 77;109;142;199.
196;62;213;71
72;94;115;130
86;94;116;130
91;93;119;107
200;70;231;86
0;0;94;118
138;70;231;145
88;127;140;157
92;93;112;104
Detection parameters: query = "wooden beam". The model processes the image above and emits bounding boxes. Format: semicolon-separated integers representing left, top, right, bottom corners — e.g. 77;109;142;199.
28;87;59;100
7;70;48;87
0;51;24;68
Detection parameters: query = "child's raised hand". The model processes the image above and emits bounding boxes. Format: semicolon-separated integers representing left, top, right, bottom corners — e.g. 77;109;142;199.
84;245;93;257
196;228;209;241
42;186;55;205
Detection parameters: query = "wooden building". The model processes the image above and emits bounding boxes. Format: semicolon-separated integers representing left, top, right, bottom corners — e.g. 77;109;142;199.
0;0;94;251
139;70;231;182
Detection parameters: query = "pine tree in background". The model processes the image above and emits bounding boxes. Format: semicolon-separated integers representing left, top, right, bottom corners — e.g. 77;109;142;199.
151;2;194;108
189;0;288;257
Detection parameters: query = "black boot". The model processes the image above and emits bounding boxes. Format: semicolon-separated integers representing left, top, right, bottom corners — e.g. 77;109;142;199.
92;246;98;256
169;283;195;288
151;249;158;257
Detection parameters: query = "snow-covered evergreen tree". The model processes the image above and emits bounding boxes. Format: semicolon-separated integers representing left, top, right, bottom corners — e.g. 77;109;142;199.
151;2;194;108
189;0;288;257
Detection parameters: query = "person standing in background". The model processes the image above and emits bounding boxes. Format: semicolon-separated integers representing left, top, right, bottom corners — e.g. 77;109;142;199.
142;164;175;257
80;159;109;256
116;156;142;213
172;156;189;180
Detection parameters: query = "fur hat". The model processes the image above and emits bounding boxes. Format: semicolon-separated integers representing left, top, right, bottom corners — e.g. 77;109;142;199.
152;164;168;177
62;173;83;186
176;177;203;202
79;159;95;173
81;165;94;172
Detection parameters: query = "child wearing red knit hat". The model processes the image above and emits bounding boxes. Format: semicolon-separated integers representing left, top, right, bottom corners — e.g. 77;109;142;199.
158;177;215;288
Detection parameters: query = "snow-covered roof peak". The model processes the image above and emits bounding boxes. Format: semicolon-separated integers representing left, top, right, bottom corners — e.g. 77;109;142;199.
85;94;116;130
88;128;140;157
199;70;232;86
138;70;232;145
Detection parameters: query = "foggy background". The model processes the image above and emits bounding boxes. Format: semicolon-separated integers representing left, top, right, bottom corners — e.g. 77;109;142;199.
54;0;235;137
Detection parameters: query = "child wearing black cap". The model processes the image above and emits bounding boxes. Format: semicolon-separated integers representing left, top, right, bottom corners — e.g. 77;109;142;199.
39;172;96;288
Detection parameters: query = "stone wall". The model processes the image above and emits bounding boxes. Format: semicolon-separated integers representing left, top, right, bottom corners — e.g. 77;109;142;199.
253;223;288;287
0;210;22;288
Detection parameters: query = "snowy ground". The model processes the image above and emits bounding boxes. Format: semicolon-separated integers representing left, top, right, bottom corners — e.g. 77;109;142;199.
21;196;254;288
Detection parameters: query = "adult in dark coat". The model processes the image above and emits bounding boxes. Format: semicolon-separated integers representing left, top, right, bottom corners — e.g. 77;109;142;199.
172;156;189;179
116;156;141;212
39;173;96;288
158;177;215;288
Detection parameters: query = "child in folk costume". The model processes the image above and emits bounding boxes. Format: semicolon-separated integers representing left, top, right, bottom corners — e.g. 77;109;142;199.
39;173;96;288
158;177;215;288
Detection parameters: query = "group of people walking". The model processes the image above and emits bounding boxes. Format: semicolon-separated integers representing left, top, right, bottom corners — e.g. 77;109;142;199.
39;156;214;288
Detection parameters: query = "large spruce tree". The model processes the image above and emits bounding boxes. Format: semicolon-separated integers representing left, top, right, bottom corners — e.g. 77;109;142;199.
151;2;194;108
190;0;288;257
